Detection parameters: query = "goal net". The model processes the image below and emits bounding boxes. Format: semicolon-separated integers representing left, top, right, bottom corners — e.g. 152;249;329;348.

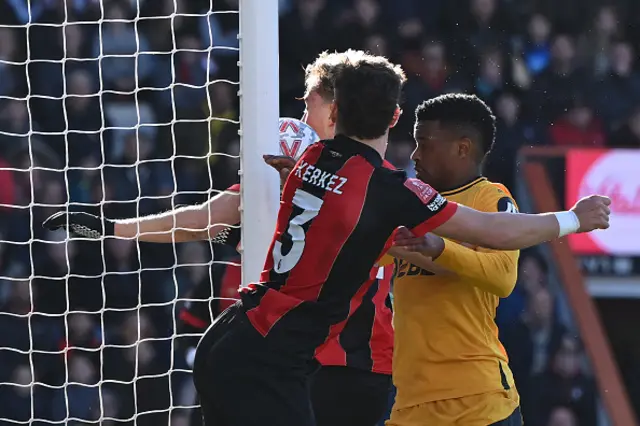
0;0;278;425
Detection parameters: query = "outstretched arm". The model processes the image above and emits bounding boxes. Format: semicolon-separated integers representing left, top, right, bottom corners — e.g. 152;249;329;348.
396;195;610;254
42;187;241;243
432;205;577;250
115;189;240;242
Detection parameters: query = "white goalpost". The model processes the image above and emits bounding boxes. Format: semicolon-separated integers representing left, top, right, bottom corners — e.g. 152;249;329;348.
238;0;280;286
0;0;279;425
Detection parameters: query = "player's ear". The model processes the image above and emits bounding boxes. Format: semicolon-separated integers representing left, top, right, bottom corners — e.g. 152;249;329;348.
389;106;402;129
458;137;472;158
329;101;338;126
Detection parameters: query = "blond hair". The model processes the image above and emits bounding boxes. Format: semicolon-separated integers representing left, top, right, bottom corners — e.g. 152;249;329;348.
304;50;406;101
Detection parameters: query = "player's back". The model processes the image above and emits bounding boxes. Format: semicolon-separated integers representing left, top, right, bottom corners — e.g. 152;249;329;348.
241;135;456;359
392;178;520;409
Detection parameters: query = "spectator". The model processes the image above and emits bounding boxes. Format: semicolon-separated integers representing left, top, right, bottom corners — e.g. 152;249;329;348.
0;227;21;291
0;277;59;384
201;0;240;57
103;312;171;426
593;40;640;132
549;96;606;147
474;47;507;104
279;0;334;109
0;364;50;423
502;286;567;421
497;249;550;329
519;249;550;294
93;2;155;93
172;35;212;114
68;155;103;207
60;313;102;367
0;157;16;214
174;242;213;300
609;106;640;148
364;33;389;57
33;230;81;316
578;6;622;77
0;99;34;158
527;34;588;123
529;336;598;426
31;23;97;101
449;0;511;65
0;27;25;98
523;14;552;76
51;355;100;423
101;237;143;320
330;0;388;52
484;90;543;192
142;0;197;52
546;406;578;426
200;0;239;82
64;69;108;166
106;131;173;217
400;39;469;134
100;389;122;426
210;137;240;190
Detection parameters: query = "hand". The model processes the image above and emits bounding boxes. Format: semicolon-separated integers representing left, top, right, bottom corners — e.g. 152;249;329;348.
263;154;295;186
42;211;115;239
393;227;446;259
570;195;611;233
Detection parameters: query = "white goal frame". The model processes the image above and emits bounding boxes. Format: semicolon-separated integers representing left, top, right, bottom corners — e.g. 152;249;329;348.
238;0;281;286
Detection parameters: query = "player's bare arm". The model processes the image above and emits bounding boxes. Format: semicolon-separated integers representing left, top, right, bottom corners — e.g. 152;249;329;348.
115;189;241;241
42;188;241;242
42;118;314;243
396;194;611;253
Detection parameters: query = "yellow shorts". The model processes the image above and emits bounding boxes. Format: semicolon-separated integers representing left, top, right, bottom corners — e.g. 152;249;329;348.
386;388;520;426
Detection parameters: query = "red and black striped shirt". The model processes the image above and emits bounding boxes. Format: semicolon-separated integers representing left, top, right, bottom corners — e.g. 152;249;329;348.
179;258;394;374
241;135;457;360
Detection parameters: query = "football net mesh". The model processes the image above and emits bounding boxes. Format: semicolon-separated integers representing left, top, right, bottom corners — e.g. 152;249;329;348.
0;1;240;424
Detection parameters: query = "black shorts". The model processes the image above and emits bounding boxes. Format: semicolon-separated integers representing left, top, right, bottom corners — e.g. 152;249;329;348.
311;366;392;426
192;303;316;426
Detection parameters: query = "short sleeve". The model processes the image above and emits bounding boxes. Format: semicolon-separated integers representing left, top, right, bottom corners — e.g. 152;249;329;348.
227;183;241;193
396;178;458;236
475;183;519;214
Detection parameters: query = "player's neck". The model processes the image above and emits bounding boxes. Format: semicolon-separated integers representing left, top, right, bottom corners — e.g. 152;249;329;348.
349;135;388;159
449;168;483;189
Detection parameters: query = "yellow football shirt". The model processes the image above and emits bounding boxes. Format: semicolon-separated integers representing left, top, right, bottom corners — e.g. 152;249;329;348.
391;177;520;410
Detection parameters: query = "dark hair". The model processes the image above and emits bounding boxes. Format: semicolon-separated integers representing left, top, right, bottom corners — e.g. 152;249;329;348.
332;50;406;139
415;93;496;159
519;248;549;275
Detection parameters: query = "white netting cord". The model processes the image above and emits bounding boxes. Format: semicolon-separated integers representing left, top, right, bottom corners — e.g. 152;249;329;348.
0;1;240;424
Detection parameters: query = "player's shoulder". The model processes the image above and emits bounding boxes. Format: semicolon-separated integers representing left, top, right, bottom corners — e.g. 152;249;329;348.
474;180;519;213
371;160;407;182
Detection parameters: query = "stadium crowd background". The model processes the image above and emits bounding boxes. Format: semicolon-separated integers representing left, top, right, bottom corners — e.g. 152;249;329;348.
0;0;637;425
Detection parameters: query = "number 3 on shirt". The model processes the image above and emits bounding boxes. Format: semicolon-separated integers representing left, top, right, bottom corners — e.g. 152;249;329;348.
273;189;324;273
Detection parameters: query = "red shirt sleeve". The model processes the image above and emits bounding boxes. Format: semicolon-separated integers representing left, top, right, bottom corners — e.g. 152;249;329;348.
411;202;458;236
397;178;458;236
227;183;241;192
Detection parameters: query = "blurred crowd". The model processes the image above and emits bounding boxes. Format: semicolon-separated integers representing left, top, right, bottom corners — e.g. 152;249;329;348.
0;0;637;425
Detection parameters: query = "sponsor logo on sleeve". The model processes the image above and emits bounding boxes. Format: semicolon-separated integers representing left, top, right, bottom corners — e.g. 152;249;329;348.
427;194;446;211
404;178;437;204
497;197;518;213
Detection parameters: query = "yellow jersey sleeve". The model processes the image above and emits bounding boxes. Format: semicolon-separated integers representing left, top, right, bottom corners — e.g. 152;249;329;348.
433;183;520;298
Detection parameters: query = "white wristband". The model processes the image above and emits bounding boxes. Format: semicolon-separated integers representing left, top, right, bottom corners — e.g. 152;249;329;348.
554;211;581;237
